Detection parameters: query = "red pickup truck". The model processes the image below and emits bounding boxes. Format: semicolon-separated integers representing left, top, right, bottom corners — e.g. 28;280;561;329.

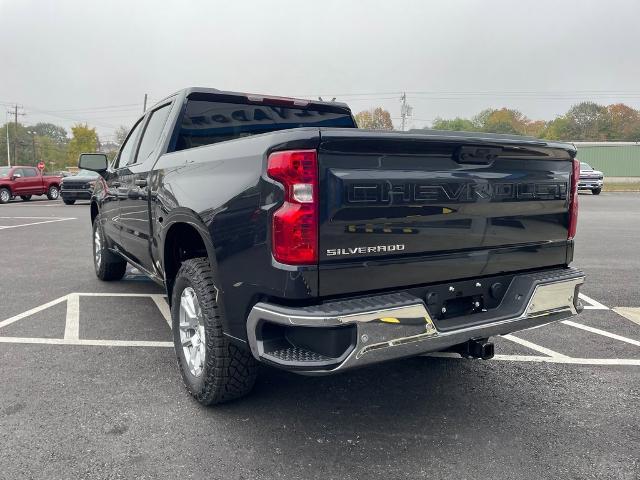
0;166;62;203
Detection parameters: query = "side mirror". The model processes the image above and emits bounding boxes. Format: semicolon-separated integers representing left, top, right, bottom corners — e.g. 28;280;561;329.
12;173;22;180
78;153;108;173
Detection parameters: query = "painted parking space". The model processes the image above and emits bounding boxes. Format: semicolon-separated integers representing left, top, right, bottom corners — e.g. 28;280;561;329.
1;286;638;369
485;293;640;365
2;188;637;480
0;292;172;347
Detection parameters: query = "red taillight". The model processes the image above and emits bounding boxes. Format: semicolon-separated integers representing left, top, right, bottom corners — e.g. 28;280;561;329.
267;150;318;265
568;158;580;239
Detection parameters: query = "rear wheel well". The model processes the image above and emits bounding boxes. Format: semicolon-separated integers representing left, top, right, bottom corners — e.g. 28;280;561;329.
163;223;209;302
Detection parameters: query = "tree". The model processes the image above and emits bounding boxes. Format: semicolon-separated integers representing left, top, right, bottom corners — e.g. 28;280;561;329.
565;102;611;140
431;117;476;132
540;117;574;140
20;122;70;171
37;136;68;171
67;123;100;164
471;109;495;130
522;120;546;138
0;122;36;166
607;103;640;141
481;108;528;134
31;123;68;145
114;125;129;146
355;107;394;130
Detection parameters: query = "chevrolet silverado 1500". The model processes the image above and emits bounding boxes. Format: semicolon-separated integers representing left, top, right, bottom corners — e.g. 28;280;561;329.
578;162;604;195
0;166;61;203
79;87;585;405
60;169;100;204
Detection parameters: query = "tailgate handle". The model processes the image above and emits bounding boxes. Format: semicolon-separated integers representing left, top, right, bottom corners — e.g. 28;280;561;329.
455;146;502;165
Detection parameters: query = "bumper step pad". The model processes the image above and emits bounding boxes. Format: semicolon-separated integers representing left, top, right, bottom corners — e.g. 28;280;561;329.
266;346;331;363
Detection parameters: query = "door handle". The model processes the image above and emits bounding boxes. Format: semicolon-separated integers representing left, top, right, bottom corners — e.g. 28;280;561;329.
135;179;147;187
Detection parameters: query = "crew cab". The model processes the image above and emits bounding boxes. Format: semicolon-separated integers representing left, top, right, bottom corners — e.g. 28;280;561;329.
79;87;585;405
0;166;61;203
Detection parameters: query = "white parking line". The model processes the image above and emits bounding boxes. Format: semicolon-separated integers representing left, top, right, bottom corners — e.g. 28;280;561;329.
63;293;80;340
151;294;172;328
0;337;173;347
491;355;640;366
75;292;162;297
579;293;609;310
502;334;569;358
613;307;640;326
0;217;76;230
562;320;640;347
426;352;640;366
0;216;67;219
1;202;62;207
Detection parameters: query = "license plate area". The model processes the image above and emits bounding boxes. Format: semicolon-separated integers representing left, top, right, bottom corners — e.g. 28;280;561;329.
442;295;484;319
424;273;514;323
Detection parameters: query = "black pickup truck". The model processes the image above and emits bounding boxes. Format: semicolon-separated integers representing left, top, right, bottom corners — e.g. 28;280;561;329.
79;87;585;405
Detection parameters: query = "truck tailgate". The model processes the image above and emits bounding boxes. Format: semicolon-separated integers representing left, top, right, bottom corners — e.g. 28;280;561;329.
317;129;576;296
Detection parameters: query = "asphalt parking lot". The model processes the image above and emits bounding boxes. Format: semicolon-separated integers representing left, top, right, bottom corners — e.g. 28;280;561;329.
1;194;639;480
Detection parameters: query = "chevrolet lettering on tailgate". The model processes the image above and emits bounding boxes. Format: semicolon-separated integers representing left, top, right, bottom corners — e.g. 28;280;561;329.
346;181;568;204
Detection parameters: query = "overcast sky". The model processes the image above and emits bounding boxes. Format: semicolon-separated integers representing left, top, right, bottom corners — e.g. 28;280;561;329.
1;0;639;140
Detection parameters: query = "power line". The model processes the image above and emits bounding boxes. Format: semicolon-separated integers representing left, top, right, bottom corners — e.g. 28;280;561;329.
41;103;144;113
23;107;120;130
295;89;640;98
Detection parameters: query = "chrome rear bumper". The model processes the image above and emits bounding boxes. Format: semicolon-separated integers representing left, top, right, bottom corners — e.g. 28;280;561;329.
246;268;584;373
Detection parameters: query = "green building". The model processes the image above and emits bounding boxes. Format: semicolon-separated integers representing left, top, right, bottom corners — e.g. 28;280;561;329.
574;142;640;177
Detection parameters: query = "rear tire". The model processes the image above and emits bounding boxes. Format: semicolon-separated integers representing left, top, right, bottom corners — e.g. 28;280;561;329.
171;258;258;405
47;185;59;200
20;195;32;201
63;198;76;205
592;188;602;195
0;188;11;204
93;218;127;281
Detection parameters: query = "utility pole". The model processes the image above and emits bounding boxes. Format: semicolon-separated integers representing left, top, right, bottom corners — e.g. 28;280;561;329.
31;135;37;165
10;105;25;164
5;112;10;167
400;92;412;132
143;93;148;112
13;105;18;163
